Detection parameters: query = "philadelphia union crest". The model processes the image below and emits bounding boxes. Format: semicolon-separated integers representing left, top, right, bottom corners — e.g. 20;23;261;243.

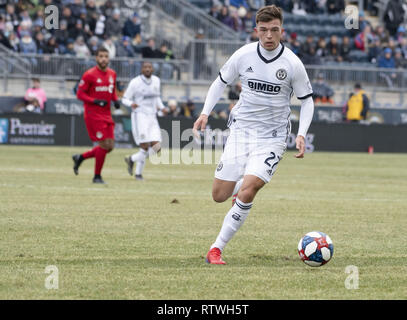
276;68;287;80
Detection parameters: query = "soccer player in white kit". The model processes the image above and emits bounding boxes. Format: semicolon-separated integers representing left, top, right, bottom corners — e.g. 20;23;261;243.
193;5;315;264
122;62;167;180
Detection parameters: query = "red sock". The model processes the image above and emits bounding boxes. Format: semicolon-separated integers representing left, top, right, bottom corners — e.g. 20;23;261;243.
82;146;98;159
94;146;108;175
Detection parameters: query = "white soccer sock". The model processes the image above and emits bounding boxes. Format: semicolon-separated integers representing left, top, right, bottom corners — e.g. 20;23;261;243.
211;198;253;252
131;149;148;175
232;178;244;195
131;148;148;162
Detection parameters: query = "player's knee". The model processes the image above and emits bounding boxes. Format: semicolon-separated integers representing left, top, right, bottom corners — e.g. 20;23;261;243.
238;183;263;203
151;142;161;153
212;190;228;203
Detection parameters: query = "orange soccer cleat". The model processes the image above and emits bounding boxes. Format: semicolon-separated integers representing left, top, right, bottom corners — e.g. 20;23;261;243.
206;247;226;265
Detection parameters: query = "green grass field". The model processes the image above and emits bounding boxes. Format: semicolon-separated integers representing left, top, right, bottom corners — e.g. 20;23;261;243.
0;145;406;300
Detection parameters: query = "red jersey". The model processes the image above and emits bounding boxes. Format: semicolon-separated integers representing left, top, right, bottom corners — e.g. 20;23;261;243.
77;66;118;123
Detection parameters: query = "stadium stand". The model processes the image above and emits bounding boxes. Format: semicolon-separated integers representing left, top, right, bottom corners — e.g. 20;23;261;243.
0;0;406;110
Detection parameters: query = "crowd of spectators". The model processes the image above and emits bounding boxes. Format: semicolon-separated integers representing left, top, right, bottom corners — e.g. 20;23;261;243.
207;0;407;89
0;0;183;78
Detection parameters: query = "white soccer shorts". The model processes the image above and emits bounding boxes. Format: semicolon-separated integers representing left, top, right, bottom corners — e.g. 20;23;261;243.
131;112;162;145
214;130;286;184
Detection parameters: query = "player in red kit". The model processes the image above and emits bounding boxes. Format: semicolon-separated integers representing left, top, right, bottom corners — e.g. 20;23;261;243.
72;46;120;184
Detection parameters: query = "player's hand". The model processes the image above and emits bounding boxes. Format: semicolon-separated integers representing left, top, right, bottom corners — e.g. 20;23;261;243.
114;101;121;109
193;114;208;137
295;135;305;158
94;99;108;107
131;103;139;109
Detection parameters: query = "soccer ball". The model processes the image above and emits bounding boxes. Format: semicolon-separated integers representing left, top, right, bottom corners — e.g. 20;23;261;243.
298;231;334;267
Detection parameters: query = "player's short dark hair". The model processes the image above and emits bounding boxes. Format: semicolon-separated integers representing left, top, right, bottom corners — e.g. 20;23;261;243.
142;61;153;67
95;46;109;56
354;83;362;89
256;5;283;25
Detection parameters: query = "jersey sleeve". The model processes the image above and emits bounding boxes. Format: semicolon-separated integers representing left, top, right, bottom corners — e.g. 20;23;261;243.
218;50;240;85
112;72;118;101
76;72;94;104
155;78;165;110
291;59;313;100
121;79;136;107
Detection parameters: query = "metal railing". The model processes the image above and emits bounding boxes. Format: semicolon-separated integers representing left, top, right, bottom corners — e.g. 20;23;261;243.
0;50;191;82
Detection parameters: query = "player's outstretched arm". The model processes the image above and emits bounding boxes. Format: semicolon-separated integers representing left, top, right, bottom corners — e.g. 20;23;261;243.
193;77;227;136
295;96;314;158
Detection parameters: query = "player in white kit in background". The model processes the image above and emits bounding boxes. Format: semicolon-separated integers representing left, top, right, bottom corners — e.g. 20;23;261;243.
193;5;315;264
122;62;168;180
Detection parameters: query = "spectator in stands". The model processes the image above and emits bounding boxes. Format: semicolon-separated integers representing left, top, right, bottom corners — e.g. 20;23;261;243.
100;0;115;18
88;35;100;55
123;12;141;40
5;3;19;32
326;34;342;62
94;13;106;38
242;8;256;34
102;36;116;58
394;47;407;68
326;0;345;15
7;31;19;52
396;26;406;44
316;37;328;59
181;100;196;118
116;36;136;57
53;19;69;52
312;73;334;104
301;35;315;58
209;4;220;18
104;8;122;41
69;0;85;19
19;31;37;54
85;0;98;18
32;9;45;29
368;38;382;64
374;25;390;45
217;5;235;30
399;37;407;58
378;47;397;87
64;39;76;56
73;35;91;58
45;36;60;54
0;30;12;50
62;6;76;30
69;19;87;42
355;25;374;52
19;9;32;29
287;32;300;55
344;83;369;123
141;38;159;58
24;78;47;113
156;42;175;60
167;99;181;117
383;0;405;37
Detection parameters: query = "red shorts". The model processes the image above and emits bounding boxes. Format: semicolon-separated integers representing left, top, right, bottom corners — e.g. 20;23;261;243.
85;118;115;142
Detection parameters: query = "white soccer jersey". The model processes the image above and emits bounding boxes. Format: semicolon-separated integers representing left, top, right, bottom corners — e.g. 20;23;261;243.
219;41;313;141
122;74;165;114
